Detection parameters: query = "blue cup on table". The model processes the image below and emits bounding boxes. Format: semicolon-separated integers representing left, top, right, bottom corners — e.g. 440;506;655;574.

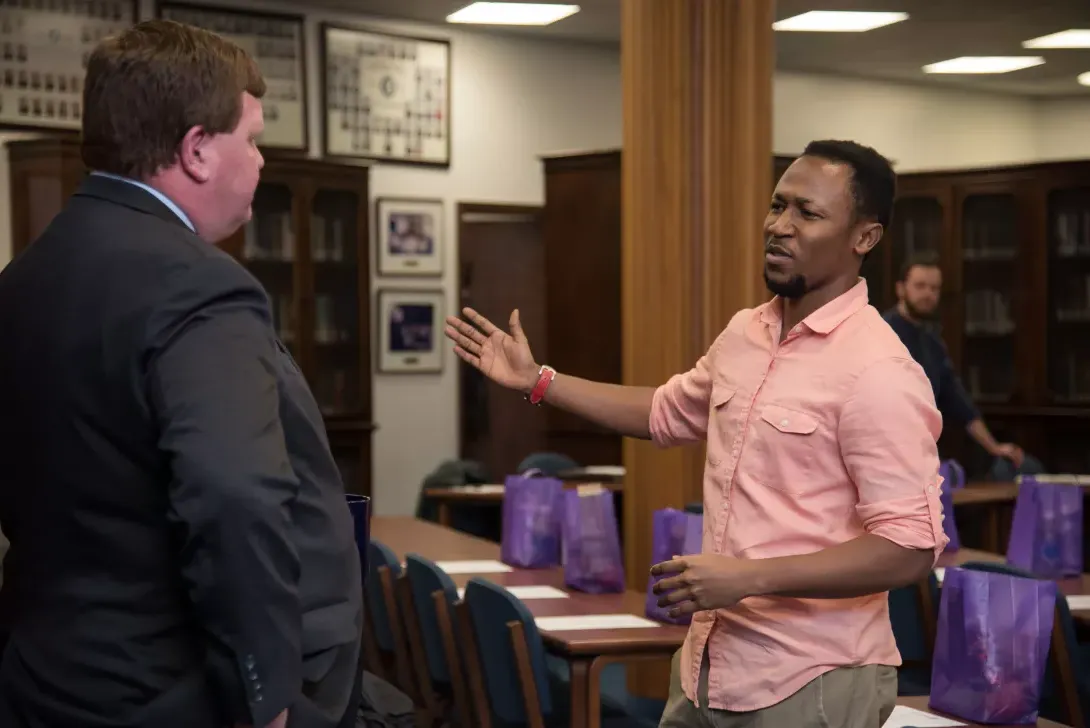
345;494;371;587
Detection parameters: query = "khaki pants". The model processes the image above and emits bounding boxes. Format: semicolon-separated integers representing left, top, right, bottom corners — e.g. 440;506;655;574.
658;648;897;728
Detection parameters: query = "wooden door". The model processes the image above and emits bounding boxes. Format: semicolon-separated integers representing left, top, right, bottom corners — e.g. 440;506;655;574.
457;202;547;480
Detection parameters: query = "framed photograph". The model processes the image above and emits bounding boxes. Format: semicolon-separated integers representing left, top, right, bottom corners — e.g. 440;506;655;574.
0;0;136;132
375;197;444;276
321;24;450;167
158;3;308;151
376;288;444;374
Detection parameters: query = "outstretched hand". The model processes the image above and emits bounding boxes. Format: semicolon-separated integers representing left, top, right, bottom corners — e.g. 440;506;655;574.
444;307;539;392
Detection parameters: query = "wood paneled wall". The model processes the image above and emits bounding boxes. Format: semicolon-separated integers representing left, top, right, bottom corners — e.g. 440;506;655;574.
541;152;623;469
621;0;774;697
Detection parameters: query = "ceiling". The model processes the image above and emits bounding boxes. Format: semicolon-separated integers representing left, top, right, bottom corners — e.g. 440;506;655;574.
328;0;1090;97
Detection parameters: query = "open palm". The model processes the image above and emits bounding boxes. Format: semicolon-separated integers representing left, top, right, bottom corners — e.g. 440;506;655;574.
444;307;538;391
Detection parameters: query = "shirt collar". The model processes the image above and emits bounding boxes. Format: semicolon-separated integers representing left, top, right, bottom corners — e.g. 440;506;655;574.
90;171;196;233
759;278;870;335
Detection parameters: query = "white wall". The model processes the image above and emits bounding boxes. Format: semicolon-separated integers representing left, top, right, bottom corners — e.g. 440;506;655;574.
773;72;1043;172
2;4;1090;514
1033;96;1090;162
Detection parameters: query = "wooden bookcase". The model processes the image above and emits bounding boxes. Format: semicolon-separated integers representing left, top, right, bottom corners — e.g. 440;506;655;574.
541;150;1090;475
873;160;1090;475
6;136;375;498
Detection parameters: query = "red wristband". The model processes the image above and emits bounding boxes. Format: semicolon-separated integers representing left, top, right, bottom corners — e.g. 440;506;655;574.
527;365;556;406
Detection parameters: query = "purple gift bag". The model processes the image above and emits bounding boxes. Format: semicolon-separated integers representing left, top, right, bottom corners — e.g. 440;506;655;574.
939;459;966;552
1007;476;1084;578
561;487;625;593
500;472;562;568
929;567;1056;725
645;508;703;624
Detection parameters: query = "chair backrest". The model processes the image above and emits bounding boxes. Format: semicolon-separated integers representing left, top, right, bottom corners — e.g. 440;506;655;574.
958;561;1087;727
516;452;578;477
405;553;460;683
462;577;553;722
888;571;939;663
367;540;402;651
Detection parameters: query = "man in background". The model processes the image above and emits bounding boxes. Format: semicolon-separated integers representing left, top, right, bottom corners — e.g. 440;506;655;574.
0;20;361;728
883;253;1029;476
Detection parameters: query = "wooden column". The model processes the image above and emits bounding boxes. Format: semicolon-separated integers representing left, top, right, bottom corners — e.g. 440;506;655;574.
621;0;774;696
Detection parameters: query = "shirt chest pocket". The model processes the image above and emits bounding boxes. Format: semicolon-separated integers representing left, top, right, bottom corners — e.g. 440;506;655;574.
706;385;738;467
748;403;821;493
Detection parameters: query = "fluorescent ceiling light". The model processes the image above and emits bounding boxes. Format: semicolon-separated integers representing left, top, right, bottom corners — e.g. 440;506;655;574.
1078;72;1090;87
772;11;908;32
447;2;579;25
922;56;1045;74
1023;29;1090;48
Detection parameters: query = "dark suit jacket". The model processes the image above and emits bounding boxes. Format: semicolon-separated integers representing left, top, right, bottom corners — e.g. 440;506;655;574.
0;175;362;728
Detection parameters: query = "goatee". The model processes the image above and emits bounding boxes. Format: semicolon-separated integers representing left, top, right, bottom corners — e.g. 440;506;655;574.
764;269;808;300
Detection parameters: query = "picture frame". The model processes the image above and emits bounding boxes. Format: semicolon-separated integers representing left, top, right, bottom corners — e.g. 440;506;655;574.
376;288;445;374
0;0;137;133
158;2;309;152
320;23;451;167
375;197;444;277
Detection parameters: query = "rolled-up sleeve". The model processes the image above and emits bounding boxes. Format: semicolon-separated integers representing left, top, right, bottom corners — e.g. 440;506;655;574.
839;356;949;562
649;351;714;448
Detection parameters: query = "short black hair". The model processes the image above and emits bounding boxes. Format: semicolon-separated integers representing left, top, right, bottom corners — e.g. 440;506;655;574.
899;250;941;282
802;140;896;230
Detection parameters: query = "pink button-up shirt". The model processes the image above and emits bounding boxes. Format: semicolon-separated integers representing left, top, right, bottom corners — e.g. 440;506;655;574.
649;280;948;712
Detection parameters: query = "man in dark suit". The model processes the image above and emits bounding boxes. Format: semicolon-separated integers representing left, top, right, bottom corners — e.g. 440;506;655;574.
0;20;362;728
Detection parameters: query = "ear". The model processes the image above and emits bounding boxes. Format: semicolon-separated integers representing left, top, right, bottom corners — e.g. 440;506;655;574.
177;125;213;183
895;280;906;300
852;222;883;257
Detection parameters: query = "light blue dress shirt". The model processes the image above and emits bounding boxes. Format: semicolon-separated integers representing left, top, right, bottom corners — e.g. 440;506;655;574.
90;171;196;233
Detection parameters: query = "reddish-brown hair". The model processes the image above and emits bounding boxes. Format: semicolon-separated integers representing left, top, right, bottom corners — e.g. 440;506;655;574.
81;19;265;180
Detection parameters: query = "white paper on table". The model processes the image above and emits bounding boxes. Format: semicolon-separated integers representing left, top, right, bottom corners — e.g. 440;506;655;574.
881;705;965;728
436;560;513;574
1065;594;1090;610
579;465;626;477
457;585;570;600
449;484;506;494
933;567;946;583
535;614;660;631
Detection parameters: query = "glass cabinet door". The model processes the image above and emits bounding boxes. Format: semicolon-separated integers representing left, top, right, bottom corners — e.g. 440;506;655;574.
240;182;297;350
309;188;363;416
960;193;1018;403
1047;187;1090;403
874;195;945;311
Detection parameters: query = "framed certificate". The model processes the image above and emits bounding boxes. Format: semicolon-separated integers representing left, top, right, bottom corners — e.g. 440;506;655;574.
0;0;136;131
321;24;451;167
376;288;444;373
158;2;308;151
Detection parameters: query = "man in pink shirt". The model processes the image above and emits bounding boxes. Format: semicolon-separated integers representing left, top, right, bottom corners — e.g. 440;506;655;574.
444;139;947;728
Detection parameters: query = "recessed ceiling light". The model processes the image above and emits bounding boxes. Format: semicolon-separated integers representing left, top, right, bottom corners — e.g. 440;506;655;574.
922;56;1045;74
772;11;908;32
447;2;580;26
1078;72;1090;87
1024;29;1090;48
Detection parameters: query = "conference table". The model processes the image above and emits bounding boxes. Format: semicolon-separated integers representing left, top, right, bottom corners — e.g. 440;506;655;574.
371;517;1076;728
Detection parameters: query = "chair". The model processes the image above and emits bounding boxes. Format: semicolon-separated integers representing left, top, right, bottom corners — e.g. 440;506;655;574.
888;572;939;695
958;561;1088;728
404;554;474;727
458;577;659;727
367;540;417;699
516;452;579;477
